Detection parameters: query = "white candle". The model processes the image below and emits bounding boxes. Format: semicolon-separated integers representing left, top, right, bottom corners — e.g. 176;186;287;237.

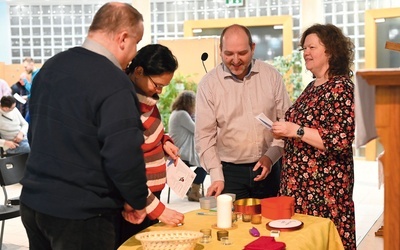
217;194;232;228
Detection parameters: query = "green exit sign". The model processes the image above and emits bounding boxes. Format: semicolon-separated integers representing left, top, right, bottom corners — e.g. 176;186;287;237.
226;0;244;7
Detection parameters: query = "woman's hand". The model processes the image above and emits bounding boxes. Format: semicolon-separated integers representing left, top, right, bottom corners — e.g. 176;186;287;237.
158;207;184;226
272;121;298;138
163;141;180;165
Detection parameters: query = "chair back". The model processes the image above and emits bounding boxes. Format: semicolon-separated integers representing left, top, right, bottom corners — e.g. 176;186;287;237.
0;153;29;186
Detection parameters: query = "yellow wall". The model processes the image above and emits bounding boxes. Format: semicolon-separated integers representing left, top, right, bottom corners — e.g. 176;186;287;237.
0;62;24;86
159;16;293;84
184;16;293;57
159;37;220;84
0;62;42;86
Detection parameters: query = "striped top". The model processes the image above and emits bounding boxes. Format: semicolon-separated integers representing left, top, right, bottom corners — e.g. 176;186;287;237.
137;92;172;220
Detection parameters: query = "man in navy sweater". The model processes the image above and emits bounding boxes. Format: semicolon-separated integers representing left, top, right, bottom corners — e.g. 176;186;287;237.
20;3;148;249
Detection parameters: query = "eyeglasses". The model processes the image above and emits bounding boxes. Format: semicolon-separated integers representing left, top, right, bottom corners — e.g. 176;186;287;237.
148;75;166;90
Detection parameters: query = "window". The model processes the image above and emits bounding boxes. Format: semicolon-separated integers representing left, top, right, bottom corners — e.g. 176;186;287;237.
8;3;107;63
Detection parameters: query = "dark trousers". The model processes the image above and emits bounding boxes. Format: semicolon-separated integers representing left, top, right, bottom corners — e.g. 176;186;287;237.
222;158;282;200
116;191;161;246
193;167;207;184
20;203;119;250
182;160;207;185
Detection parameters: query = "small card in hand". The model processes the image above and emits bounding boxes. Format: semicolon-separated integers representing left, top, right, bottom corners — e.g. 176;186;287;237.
255;113;273;130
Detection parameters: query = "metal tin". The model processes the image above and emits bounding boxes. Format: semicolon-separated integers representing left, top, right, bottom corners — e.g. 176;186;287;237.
199;196;217;210
233;198;261;215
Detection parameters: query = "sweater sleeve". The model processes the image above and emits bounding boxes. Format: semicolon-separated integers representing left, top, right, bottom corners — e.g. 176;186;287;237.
17;110;29;135
145;189;166;220
23;79;32;93
162;133;173;145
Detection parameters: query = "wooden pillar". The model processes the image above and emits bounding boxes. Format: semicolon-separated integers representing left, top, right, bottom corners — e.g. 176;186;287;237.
357;68;400;250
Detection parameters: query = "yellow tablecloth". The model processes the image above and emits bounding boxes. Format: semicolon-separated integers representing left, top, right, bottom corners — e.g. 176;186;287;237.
118;209;344;250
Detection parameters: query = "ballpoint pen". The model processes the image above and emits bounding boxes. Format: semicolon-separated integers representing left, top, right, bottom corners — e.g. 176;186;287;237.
197;212;217;216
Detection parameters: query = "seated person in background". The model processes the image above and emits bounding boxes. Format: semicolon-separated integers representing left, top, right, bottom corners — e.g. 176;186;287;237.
11;72;29;117
0;79;12;99
169;90;207;202
0;95;30;155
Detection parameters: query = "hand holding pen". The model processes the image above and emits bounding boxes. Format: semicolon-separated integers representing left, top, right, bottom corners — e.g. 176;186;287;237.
163;141;180;165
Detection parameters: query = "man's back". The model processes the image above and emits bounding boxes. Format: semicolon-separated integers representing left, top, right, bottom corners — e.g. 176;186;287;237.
21;46;147;219
19;3;148;249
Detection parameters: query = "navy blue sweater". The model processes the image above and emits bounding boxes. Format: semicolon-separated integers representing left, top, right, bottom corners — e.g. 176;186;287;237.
20;47;148;219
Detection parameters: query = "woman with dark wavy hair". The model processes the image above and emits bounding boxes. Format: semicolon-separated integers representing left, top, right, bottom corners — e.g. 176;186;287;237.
118;44;184;245
169;90;208;201
272;24;356;249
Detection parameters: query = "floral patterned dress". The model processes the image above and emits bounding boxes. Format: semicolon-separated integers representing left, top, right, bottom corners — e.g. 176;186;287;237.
279;76;356;249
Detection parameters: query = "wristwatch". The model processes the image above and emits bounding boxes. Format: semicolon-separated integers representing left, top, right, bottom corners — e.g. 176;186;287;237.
296;126;304;139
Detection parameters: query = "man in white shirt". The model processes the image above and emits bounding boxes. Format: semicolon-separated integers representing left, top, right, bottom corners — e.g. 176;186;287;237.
0;95;30;155
195;24;291;200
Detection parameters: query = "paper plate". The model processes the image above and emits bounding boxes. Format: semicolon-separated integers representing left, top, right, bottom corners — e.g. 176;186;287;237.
266;219;303;230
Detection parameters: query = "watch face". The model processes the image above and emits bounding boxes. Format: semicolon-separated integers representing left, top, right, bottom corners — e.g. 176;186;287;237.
297;127;304;137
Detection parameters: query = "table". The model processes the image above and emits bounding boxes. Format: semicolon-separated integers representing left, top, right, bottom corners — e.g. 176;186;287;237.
118;209;344;250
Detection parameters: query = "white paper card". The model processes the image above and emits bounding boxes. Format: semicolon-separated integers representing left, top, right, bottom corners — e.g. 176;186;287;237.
13;93;27;104
166;157;196;199
255;113;273;130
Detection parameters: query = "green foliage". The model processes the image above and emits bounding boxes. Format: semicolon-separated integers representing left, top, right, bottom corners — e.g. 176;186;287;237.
271;51;304;102
158;73;197;132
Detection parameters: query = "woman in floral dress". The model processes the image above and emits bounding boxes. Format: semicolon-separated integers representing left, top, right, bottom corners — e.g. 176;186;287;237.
272;24;356;249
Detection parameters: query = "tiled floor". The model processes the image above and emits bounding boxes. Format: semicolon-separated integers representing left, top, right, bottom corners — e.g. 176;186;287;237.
1;159;384;249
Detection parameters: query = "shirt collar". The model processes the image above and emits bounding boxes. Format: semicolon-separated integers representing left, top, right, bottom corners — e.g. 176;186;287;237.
82;38;121;69
222;59;257;80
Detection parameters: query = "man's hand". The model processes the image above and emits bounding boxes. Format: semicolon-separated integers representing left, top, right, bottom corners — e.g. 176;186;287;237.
206;180;224;197
121;203;147;224
253;155;272;181
4;140;19;150
13;132;24;143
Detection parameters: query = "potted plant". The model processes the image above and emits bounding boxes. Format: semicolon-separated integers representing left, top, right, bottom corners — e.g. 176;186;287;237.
271;50;304;102
158;73;197;132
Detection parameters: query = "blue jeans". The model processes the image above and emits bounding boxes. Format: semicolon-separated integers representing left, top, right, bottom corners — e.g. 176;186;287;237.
21;203;119;250
5;138;30;155
221;158;282;200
